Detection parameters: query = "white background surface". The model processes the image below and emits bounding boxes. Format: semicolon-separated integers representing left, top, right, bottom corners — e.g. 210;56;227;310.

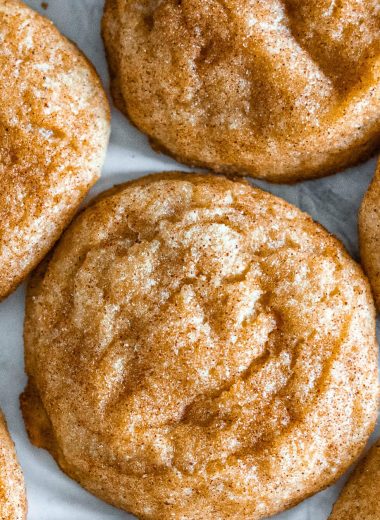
0;1;379;519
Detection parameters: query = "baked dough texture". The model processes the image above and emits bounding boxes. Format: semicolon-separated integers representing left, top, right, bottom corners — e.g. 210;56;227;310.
22;173;379;519
0;0;110;300
0;412;26;520
359;161;380;310
102;0;380;182
329;438;380;520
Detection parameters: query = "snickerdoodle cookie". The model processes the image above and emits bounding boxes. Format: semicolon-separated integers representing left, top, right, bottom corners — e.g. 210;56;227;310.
102;0;380;182
21;173;378;519
359;161;380;310
0;412;26;520
0;0;110;301
329;438;380;520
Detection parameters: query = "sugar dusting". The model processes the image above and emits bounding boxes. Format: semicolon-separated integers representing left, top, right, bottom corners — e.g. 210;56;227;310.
24;173;379;519
103;0;380;181
0;0;110;299
0;411;25;519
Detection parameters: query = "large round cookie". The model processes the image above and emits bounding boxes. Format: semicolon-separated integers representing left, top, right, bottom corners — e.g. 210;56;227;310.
21;173;378;519
102;0;380;182
329;438;380;520
359;161;380;310
0;0;110;300
0;412;26;520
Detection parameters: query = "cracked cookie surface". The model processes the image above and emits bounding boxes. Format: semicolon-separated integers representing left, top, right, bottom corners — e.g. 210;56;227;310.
0;412;26;520
102;0;380;182
22;173;378;519
0;0;110;300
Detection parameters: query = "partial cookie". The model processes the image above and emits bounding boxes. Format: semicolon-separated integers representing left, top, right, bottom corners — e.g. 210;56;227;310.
329;438;380;520
0;412;26;520
359;161;380;310
21;172;378;519
102;0;380;182
0;0;110;300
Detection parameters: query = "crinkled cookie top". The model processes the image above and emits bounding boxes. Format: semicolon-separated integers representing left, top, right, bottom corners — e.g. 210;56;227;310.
103;0;380;181
24;173;378;519
0;0;110;299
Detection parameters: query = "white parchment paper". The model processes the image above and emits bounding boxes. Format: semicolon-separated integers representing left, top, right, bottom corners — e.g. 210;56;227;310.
0;1;378;519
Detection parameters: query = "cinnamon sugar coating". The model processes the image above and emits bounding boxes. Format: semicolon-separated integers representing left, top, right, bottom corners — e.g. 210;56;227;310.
329;438;380;520
22;173;378;519
0;412;26;520
0;0;110;300
359;160;380;310
102;0;380;182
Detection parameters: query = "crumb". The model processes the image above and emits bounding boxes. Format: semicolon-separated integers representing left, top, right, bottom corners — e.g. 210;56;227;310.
41;2;48;9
